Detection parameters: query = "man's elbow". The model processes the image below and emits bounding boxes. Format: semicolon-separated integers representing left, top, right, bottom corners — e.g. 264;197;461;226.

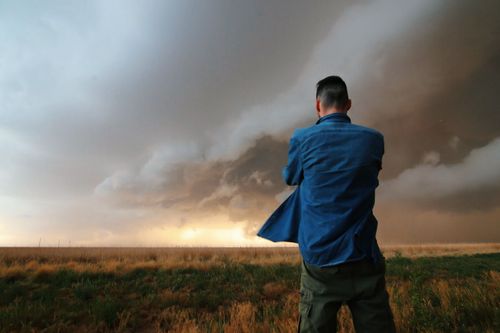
283;169;300;186
282;167;294;186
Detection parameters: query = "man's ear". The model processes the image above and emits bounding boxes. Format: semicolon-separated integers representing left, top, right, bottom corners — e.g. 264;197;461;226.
315;99;321;116
345;99;352;111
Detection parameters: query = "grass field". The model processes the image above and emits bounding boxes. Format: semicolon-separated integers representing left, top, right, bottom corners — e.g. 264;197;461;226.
0;244;499;332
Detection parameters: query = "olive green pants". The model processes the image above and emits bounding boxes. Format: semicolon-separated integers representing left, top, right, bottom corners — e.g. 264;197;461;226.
298;256;396;333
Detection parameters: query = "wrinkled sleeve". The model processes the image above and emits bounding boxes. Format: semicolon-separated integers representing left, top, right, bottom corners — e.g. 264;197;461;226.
378;134;385;170
282;130;303;186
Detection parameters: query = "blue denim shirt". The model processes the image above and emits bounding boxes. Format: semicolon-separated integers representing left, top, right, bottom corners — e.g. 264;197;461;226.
257;112;384;268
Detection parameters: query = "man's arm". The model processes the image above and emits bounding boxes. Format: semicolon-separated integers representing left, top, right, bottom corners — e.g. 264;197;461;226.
378;134;385;171
282;130;303;186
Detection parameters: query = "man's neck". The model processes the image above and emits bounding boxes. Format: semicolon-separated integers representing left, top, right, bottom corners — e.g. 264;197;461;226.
319;110;347;118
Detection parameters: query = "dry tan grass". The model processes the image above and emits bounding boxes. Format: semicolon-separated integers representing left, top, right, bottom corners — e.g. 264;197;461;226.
262;282;288;299
381;242;500;258
0;243;498;277
0;244;498;332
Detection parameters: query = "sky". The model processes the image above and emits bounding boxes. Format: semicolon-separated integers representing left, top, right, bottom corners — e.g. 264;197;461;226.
1;0;499;246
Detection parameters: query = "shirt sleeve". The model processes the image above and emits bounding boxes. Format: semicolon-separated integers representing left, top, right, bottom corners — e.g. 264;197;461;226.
378;134;385;170
282;130;303;186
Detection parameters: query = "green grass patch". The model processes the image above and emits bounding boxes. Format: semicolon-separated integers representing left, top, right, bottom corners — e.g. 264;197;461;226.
0;252;498;332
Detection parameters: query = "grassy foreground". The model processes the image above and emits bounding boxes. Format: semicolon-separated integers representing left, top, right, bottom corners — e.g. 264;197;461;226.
0;247;499;332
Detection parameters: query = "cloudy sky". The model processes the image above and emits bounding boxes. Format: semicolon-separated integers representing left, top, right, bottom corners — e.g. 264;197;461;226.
1;0;499;246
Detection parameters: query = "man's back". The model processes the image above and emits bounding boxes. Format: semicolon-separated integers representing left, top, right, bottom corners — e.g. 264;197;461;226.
284;111;384;268
259;75;396;332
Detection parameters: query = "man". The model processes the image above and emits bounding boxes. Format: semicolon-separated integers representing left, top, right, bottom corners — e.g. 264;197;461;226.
257;75;396;332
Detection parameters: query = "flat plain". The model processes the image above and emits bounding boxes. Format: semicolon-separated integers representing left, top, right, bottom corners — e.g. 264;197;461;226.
0;243;499;332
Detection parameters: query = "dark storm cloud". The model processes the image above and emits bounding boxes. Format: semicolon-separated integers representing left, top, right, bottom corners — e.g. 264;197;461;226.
1;0;500;245
356;0;500;180
105;1;500;202
101;135;290;232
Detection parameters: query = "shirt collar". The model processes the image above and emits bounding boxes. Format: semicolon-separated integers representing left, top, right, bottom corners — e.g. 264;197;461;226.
315;112;351;125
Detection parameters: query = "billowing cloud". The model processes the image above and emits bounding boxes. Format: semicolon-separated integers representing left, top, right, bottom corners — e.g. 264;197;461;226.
379;137;500;211
0;0;499;245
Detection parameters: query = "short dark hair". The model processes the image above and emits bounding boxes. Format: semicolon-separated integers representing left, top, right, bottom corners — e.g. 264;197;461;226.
316;75;349;109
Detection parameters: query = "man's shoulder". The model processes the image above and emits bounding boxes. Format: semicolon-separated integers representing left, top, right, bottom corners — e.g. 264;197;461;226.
290;127;309;141
348;123;384;140
292;122;384;142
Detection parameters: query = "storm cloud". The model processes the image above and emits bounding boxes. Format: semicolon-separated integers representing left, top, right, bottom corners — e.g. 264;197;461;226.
1;0;499;245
